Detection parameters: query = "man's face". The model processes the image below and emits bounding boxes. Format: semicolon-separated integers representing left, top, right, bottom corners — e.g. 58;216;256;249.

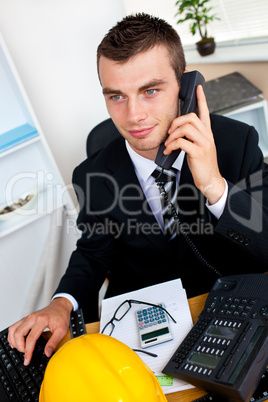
98;45;180;160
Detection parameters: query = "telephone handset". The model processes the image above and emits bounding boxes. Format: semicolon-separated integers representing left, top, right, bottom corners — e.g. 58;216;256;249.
155;70;205;170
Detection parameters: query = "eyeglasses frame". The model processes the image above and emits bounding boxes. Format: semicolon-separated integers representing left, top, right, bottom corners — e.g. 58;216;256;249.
101;298;177;337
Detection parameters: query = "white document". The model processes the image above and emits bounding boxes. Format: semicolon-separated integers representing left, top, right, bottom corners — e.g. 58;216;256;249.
100;278;195;394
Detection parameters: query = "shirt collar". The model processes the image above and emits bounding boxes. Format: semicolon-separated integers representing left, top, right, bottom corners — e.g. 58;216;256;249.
125;140;185;182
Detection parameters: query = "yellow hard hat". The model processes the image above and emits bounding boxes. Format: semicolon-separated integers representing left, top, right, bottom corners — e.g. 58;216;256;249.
39;333;167;401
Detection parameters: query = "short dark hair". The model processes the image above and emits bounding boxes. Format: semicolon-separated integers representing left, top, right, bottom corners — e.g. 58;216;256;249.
97;13;186;84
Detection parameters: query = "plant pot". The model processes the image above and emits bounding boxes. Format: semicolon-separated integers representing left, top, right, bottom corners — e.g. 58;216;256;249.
196;37;215;56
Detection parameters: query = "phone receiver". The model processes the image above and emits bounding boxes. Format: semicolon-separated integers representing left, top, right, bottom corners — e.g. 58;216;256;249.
155;70;205;170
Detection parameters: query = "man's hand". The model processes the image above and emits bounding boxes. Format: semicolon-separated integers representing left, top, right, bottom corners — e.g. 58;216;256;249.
8;297;73;365
164;85;225;205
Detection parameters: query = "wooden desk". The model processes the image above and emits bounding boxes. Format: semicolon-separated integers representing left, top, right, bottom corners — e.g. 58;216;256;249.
83;293;209;402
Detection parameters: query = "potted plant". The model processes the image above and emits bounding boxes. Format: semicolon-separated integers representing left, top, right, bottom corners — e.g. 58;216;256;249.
175;0;219;56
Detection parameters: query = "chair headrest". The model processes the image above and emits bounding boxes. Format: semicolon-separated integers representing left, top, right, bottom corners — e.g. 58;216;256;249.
86;118;120;157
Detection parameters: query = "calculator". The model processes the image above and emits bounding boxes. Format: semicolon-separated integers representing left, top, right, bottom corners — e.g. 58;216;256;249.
136;303;173;348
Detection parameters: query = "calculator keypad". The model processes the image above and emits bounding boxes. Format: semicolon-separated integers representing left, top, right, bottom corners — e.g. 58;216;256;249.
137;305;167;330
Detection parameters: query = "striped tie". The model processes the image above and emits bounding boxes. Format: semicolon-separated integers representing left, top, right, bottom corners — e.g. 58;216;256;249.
152;167;178;241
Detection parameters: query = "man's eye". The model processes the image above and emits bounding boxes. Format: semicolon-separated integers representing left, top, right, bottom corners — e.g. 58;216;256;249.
146;89;157;95
112;95;123;101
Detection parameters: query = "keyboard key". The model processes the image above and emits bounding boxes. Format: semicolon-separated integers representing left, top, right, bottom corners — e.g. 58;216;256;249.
0;327;51;402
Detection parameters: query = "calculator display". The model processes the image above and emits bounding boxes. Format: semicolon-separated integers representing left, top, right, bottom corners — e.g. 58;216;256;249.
141;327;170;341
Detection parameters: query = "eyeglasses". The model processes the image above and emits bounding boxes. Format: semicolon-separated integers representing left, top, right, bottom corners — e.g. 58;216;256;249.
101;299;176;337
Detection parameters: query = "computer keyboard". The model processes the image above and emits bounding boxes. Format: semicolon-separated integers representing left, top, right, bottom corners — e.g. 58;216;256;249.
0;309;86;401
0;327;49;401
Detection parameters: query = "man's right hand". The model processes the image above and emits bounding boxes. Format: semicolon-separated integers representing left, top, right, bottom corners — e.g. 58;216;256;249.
8;297;73;366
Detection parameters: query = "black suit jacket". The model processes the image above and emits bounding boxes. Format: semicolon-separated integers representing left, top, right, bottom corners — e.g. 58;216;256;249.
56;114;268;322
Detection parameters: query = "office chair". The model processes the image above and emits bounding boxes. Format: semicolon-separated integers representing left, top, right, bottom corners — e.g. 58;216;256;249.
86;118;120;158
86;117;121;318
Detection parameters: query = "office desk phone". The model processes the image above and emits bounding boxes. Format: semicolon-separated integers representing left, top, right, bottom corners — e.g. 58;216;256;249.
164;274;268;402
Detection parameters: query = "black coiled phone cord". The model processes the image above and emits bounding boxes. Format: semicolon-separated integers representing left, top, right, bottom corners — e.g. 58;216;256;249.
155;172;222;278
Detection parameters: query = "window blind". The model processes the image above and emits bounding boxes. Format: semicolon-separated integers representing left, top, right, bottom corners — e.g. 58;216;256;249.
122;0;268;48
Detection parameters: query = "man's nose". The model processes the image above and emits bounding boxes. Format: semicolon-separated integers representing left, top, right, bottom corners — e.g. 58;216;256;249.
126;98;147;123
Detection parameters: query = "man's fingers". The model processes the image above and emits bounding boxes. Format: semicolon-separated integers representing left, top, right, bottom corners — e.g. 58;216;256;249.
165;117;208;155
44;326;68;358
23;327;45;365
8;321;22;349
8;318;32;353
8;312;48;364
22;324;68;365
196;85;211;129
8;298;73;365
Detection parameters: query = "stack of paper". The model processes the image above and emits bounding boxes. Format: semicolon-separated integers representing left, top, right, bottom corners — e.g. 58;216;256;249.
100;278;194;394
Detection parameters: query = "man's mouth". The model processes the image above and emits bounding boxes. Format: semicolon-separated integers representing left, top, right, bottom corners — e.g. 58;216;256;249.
128;126;155;138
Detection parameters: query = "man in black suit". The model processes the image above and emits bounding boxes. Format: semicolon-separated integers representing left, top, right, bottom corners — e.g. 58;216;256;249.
8;13;268;364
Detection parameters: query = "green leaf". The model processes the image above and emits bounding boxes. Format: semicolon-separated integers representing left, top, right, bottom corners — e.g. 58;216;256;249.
175;0;219;35
186;12;194;18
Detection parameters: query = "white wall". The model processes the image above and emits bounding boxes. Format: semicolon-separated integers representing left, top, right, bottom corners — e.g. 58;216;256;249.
0;0;125;189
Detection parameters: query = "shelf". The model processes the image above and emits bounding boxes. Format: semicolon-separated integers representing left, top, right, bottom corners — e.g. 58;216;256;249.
0;123;39;154
0;135;40;158
0;31;78;328
0;188;68;238
185;42;268;64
